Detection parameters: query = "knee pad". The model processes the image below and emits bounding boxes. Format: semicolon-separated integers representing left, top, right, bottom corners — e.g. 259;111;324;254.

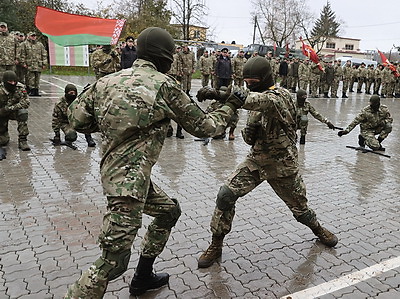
94;249;131;281
17;109;29;121
216;185;238;211
153;198;181;229
384;123;392;133
295;209;316;225
65;130;78;142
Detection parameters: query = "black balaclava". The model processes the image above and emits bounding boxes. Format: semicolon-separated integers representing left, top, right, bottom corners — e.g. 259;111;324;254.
2;70;18;93
64;84;78;104
136;27;175;74
243;56;274;92
369;95;380;112
102;45;112;54
296;89;307;107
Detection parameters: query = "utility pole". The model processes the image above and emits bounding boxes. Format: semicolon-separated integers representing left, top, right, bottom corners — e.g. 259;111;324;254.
252;15;266;45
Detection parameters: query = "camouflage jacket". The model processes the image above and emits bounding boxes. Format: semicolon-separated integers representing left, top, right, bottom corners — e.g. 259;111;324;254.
296;101;329;126
298;63;310;80
0;33;17;65
90;49;120;75
168;52;181;77
342;65;353;80
67;59;235;199
198;55;213;75
0;82;29;111
19;40;47;71
345;105;393;134
231;56;247;78
52;96;71;133
177;51;195;75
241;87;299;178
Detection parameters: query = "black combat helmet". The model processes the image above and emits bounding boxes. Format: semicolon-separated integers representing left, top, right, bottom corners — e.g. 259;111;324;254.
2;70;18;93
296;89;307;106
369;95;380;112
136;27;175;74
243;56;274;92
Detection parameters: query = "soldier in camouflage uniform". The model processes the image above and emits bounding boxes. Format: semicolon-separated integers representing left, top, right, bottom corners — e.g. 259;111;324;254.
52;84;95;148
0;22;17;81
296;89;335;144
0;71;30;151
197;57;338;269
231;50;247;87
349;65;358;92
331;59;343;98
198;50;213;87
298;59;310;91
365;64;375;94
64;27;244;298
357;63;367;93
90;45;120;80
19;32;47;96
309;62;322;97
338;95;392;151
374;64;383;95
15;32;27;85
342;60;352;98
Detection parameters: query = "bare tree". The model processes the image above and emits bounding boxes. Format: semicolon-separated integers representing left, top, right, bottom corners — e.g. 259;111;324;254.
251;0;312;47
170;0;207;40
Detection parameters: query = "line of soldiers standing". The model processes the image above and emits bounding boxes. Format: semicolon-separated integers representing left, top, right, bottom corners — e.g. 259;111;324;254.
0;22;48;96
270;55;400;99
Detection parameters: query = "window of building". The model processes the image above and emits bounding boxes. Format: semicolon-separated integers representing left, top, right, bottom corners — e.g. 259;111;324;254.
345;44;354;50
192;30;201;39
326;42;335;49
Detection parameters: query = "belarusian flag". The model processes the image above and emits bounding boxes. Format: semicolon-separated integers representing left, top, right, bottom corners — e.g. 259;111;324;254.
34;6;125;46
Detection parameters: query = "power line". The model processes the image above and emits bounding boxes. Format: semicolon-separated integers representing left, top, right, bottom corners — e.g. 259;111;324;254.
348;21;400;28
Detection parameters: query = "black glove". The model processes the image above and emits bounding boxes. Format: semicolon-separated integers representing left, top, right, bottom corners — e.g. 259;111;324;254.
377;136;384;143
0;147;6;161
52;132;61;145
104;58;112;64
242;123;261;145
338;130;348;137
225;86;248;110
327;121;335;130
0;107;9;117
196;86;218;102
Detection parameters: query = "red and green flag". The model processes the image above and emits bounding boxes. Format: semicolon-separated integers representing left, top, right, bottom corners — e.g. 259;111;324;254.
34;6;125;46
300;37;324;71
377;49;400;78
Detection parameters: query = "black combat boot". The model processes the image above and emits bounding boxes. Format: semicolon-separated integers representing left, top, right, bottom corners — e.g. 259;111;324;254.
176;125;184;139
166;125;173;137
324;92;329;98
342;92;348;98
129;256;169;296
376;136;385;151
299;135;306;144
358;135;365;147
198;235;224;268
85;134;96;147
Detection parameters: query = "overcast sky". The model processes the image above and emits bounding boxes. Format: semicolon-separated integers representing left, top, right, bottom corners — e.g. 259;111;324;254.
75;0;400;52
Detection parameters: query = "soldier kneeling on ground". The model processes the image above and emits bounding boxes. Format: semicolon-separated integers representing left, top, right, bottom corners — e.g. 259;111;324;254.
51;84;96;148
0;70;31;155
338;95;392;151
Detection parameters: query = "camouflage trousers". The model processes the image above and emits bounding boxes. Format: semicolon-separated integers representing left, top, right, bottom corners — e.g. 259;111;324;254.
361;125;392;150
309;76;320;97
27;71;42;89
0;65;16;81
201;74;210;87
298;116;309;136
299;78;309;91
65;181;181;299
342;78;351;93
0;110;29;146
331;78;340;96
210;157;313;237
59;123;78;142
181;73;192;92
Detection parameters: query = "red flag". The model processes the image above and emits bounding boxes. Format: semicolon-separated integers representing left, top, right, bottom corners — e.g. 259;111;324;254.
300;37;323;71
285;43;290;58
35;6;125;46
378;49;400;77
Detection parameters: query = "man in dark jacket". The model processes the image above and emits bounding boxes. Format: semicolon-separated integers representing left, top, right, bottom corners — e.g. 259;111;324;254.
121;36;137;69
215;48;232;89
279;58;289;88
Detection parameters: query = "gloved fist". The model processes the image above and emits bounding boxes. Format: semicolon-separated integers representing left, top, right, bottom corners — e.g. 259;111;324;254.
327;121;335;129
241;123;261;145
338;130;348;137
225;86;248;110
196;86;218;102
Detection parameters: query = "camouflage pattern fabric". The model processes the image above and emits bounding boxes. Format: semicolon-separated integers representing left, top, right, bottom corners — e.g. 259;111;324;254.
0;82;29;145
0;32;17;80
342;64;353;92
90;49;120;80
210;87;317;236
19;39;47;89
344;104;393;150
177;50;195;91
199;54;213;87
52;96;76;139
65;58;236;298
298;62;310;91
296;100;329;136
232;55;247;86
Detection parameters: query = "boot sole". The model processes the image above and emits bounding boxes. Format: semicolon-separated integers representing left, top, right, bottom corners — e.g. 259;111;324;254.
129;277;170;296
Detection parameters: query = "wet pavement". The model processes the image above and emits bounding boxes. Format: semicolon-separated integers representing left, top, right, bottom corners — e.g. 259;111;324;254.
1;75;400;299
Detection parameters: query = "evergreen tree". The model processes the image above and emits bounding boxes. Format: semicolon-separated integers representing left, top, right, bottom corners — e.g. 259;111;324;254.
311;1;340;38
